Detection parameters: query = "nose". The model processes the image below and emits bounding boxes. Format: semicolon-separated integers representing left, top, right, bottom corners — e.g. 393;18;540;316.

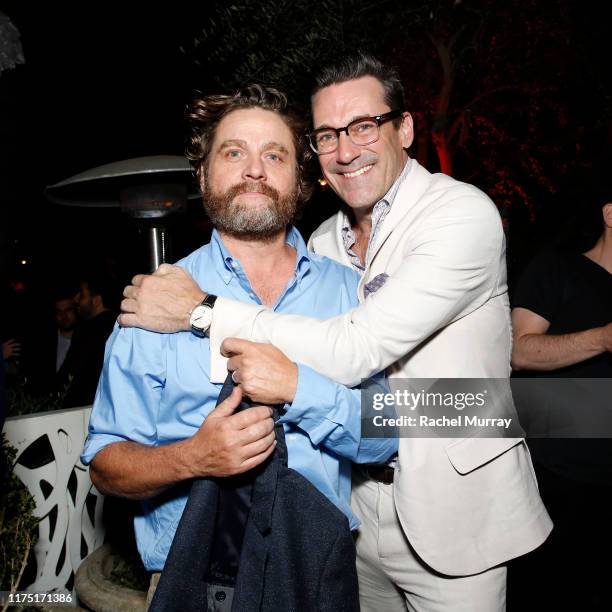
243;155;266;181
335;131;361;165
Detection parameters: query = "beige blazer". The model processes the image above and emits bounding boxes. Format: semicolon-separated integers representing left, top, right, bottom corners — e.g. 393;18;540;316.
209;160;552;576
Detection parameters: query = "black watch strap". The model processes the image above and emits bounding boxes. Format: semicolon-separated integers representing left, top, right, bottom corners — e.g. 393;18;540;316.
202;294;217;308
189;294;218;337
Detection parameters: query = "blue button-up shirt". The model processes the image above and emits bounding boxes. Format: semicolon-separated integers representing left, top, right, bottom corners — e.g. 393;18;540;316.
81;227;397;570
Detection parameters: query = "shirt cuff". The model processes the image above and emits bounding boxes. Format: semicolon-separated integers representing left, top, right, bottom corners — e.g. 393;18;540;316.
279;363;348;446
80;433;133;466
208;296;267;383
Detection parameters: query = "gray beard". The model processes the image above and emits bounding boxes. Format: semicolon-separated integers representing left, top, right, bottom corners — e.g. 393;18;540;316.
203;180;298;241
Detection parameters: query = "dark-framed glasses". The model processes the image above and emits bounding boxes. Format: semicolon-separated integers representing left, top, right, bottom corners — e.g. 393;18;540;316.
308;109;404;154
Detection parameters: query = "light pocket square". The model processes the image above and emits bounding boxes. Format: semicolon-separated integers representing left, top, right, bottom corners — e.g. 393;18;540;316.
364;273;389;298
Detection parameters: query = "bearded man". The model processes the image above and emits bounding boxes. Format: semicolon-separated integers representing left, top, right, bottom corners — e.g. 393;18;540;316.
81;84;396;609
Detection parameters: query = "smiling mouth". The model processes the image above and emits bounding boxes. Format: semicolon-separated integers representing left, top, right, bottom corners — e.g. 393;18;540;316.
341;164;373;179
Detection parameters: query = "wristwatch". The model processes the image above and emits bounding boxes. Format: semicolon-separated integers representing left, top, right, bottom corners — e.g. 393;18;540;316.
189;294;217;337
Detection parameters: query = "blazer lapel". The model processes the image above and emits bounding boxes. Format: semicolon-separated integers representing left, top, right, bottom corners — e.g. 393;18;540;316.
310;213;353;268
365;160;433;271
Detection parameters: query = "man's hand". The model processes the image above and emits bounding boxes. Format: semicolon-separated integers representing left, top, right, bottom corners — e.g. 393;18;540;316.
2;339;21;360
222;338;298;405
184;386;276;478
89;386;276;499
118;264;205;332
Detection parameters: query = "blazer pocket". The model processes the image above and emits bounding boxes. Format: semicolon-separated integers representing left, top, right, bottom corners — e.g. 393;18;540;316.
445;437;523;475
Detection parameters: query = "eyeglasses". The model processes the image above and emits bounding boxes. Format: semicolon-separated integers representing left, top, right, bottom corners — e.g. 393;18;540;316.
308;110;404;154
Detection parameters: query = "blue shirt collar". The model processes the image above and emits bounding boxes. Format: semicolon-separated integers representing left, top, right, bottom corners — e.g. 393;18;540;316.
210;226;311;286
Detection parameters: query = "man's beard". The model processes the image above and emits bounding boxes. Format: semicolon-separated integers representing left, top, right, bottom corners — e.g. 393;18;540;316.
202;180;298;241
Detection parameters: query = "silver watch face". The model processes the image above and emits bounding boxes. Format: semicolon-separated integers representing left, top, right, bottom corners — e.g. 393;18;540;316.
190;304;213;332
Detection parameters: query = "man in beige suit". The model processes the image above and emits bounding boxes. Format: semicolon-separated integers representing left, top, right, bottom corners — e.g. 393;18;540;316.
120;54;552;610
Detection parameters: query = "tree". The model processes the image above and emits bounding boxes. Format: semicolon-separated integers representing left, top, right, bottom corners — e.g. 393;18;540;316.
181;0;608;229
0;434;38;608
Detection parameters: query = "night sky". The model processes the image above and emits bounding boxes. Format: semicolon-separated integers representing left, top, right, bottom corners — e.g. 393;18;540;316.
1;4;215;287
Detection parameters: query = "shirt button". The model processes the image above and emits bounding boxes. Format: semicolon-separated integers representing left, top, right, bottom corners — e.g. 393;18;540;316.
215;591;226;602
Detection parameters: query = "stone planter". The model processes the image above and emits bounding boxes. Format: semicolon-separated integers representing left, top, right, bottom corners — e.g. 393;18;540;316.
75;544;147;612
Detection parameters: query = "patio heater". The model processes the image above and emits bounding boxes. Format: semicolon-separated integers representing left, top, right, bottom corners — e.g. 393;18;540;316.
45;155;200;272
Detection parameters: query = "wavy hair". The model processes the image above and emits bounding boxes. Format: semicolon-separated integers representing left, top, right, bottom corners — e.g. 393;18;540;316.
185;84;313;204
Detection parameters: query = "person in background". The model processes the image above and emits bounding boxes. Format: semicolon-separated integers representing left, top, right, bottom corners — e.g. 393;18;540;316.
509;169;612;611
27;284;79;396
59;272;117;407
54;291;78;373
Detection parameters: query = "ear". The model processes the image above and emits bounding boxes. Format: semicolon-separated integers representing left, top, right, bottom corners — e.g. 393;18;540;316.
92;294;103;309
603;202;612;228
398;112;414;149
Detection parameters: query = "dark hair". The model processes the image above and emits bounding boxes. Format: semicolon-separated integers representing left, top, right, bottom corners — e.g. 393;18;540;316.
312;53;405;126
185;84;313;204
81;271;118;310
556;157;612;251
53;281;79;304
